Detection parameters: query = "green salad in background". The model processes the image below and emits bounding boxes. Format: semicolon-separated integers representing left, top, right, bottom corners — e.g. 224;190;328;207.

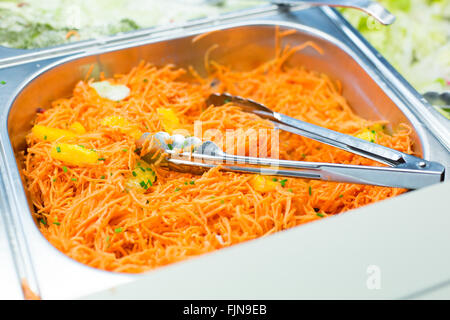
0;0;263;49
341;0;450;119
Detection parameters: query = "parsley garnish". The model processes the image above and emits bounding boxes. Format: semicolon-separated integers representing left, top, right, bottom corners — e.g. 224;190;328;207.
114;227;123;233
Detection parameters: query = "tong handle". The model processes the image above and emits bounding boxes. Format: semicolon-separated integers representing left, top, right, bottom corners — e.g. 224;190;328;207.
166;152;444;189
271;0;396;25
261;110;432;169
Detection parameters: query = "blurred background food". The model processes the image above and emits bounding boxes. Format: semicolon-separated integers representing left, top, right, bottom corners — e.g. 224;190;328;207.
341;0;450;118
0;0;448;117
0;0;264;49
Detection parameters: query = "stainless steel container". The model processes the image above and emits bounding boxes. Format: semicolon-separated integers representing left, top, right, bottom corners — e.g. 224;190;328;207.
0;6;449;299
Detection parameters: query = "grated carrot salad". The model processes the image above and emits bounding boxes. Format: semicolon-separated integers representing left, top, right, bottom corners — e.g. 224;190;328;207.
23;42;413;273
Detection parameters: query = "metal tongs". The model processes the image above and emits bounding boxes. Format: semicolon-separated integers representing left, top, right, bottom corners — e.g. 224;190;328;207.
138;93;445;189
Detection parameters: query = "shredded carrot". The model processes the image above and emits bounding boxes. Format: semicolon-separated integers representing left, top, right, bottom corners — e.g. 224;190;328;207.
23;41;413;273
65;30;80;40
192;30;217;43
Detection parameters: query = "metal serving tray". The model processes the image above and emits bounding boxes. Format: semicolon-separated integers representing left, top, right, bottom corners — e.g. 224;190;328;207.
0;6;449;299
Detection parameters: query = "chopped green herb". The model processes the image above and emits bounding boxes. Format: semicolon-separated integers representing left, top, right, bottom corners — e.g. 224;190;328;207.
56;146;61;153
220;200;225;204
62;166;68;173
184;181;188;185
139;181;148;189
175;187;181;192
114;227;123;233
53;221;60;226
122;148;128;152
280;179;287;187
308;186;312;196
132;171;137;177
52;178;57;182
100;175;106;179
78;145;85;148
316;213;324;218
167;144;173;150
71;178;77;182
301;153;306;159
39;218;47;225
370;139;374;143
98;157;106;161
339;194;343;198
272;178;278;182
210;196;215;199
371;130;376;134
44;135;47;140
189;180;195;185
143;79;148;83
110;173;113;176
288;188;293;193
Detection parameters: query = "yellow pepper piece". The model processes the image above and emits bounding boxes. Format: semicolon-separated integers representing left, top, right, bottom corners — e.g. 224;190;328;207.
51;143;98;166
101;115;129;128
156;107;180;134
355;124;385;143
32;125;76;142
101;116;143;140
250;175;278;193
370;123;385;132
355;130;377;143
126;160;157;192
69;121;86;134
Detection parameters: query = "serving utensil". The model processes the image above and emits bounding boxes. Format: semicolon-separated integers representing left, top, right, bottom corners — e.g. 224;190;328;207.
271;0;395;25
138;94;444;189
423;91;450;120
191;0;395;25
